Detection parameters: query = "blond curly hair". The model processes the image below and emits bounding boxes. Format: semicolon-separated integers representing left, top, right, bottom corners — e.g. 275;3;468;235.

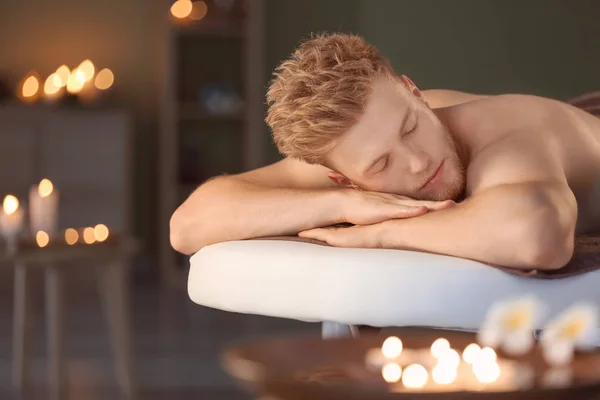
265;33;396;165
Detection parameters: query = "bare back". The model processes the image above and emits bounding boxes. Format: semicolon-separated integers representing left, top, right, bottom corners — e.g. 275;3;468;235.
445;94;600;234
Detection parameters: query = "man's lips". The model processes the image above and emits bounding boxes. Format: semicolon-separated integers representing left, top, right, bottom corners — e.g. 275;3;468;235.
421;161;444;189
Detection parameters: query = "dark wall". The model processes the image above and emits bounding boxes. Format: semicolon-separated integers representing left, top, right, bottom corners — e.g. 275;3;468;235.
358;0;600;98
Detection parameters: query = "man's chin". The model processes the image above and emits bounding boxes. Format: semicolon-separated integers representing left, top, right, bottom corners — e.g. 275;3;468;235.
421;183;465;202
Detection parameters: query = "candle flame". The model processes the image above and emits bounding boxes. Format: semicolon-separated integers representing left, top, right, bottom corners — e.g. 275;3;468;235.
171;0;193;18
462;343;482;364
38;179;54;197
36;231;50;247
83;227;96;244
3;195;19;215
44;74;61;96
22;75;40;98
381;336;403;359
93;224;109;242
477;347;497;363
55;65;70;87
65;228;79;245
437;348;460;368
473;360;501;383
401;364;428;389
77;60;95;82
432;363;457;385
381;363;402;383
431;338;450;359
67;71;84;94
190;0;208;20
94;68;114;90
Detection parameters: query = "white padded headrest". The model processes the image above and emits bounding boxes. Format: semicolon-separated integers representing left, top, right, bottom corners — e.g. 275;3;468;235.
188;239;600;329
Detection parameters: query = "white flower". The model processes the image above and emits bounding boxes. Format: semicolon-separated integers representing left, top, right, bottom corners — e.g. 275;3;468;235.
540;303;598;366
477;296;544;356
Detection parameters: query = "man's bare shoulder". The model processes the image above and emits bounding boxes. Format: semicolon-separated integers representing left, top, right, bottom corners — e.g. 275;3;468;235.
447;94;565;139
422;89;490;108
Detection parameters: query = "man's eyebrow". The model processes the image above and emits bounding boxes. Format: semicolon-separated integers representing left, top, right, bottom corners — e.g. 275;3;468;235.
362;108;412;175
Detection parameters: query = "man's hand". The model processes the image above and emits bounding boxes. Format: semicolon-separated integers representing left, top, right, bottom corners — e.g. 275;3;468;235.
299;222;388;248
338;189;455;226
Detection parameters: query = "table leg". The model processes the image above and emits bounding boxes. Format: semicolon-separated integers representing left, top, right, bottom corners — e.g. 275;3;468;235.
322;322;357;339
45;266;66;400
12;264;34;391
100;262;136;398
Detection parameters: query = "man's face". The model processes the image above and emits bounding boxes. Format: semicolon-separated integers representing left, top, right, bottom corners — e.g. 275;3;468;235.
326;76;465;201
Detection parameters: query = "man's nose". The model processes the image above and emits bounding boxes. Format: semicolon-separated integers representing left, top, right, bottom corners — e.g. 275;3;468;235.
406;150;429;175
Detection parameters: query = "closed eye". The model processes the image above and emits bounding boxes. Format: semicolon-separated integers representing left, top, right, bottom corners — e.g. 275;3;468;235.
404;121;418;136
376;157;389;173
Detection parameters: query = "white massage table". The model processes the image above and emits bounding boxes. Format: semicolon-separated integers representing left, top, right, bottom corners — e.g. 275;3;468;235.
187;238;600;339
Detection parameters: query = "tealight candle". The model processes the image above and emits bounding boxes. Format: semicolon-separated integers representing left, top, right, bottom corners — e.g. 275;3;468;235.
432;362;457;385
36;230;50;247
437;348;460;368
0;195;24;250
93;223;109;242
472;360;500;383
477;347;498;363
431;338;450;359
402;364;428;389
82;227;96;244
65;228;79;245
381;336;403;359
462;343;482;364
381;362;402;383
29;178;58;234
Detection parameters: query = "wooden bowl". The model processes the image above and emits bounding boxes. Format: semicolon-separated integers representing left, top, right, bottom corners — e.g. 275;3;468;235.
222;328;600;400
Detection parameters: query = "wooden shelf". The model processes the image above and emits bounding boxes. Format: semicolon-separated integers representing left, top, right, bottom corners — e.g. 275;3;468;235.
178;103;244;121
159;0;266;286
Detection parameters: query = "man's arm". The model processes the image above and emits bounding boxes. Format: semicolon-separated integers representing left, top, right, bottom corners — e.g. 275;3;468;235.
300;133;577;270
378;181;576;269
169;158;341;255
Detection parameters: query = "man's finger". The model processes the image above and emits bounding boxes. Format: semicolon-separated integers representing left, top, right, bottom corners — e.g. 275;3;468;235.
423;200;456;210
299;228;329;242
392;205;428;218
300;227;350;247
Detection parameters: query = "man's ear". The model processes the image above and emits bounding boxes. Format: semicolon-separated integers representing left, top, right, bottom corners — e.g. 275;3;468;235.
328;171;358;189
400;75;428;105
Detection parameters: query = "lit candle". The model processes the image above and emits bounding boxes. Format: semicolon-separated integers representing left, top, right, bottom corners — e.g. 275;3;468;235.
36;231;50;247
402;364;428;389
431;338;450;359
381;336;403;359
462;343;482;364
43;73;62;101
18;71;41;103
381;363;402;383
82;227;96;244
93;224;109;242
94;68;114;91
365;336;403;370
0;195;24;250
432;362;457;385
65;228;79;245
29;178;59;235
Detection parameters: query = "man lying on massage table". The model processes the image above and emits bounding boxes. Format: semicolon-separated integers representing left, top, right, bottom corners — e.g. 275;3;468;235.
170;33;600;271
